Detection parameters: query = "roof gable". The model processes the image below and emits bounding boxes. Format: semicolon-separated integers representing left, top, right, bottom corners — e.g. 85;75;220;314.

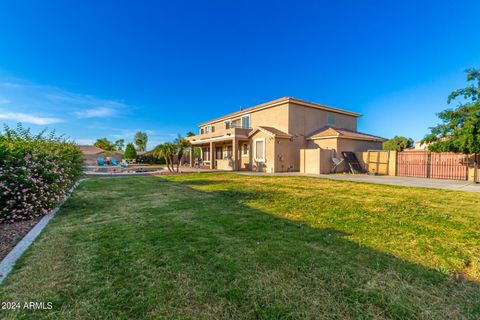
248;126;292;139
307;126;386;142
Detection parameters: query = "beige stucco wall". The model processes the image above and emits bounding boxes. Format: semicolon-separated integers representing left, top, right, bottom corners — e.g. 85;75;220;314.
308;137;383;172
288;102;358;134
285;103;359;171
249;130;275;173
300;148;334;174
250;102;290;132
203;102;290;136
467;154;480;182
274;138;296;172
336;138;383;154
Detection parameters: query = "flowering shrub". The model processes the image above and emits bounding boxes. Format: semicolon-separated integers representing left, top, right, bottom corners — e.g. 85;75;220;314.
0;125;83;223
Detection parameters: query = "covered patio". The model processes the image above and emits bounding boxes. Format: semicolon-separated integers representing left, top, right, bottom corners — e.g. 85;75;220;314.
188;136;250;171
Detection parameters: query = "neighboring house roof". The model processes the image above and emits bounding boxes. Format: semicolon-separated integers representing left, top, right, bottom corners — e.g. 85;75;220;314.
307;127;386;142
248;126;292;139
199;97;362;126
78;145;107;155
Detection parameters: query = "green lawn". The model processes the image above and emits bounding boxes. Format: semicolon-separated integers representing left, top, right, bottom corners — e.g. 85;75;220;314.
1;173;479;319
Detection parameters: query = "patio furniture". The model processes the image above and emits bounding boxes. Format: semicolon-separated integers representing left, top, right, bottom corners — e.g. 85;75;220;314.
97;157;106;166
330;157;345;173
194;158;202;168
110;158;118;166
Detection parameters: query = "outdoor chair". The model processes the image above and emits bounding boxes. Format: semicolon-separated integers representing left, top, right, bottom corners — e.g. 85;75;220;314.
110;158;118;166
97;157;106;166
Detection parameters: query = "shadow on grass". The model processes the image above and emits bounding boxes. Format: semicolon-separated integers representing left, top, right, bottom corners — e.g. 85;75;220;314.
1;175;479;319
160;177;480;318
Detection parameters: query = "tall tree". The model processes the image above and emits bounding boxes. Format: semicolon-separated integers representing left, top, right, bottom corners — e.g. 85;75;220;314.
186;131;195;137
114;139;125;151
93;138;115;151
124;143;137;160
175;135;190;172
134;131;148;152
383;136;414;152
423;68;480;183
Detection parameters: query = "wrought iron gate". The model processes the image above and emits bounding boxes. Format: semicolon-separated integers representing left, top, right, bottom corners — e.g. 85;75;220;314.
397;151;468;180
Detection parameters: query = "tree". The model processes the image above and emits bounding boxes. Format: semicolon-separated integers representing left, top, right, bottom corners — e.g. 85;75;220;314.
153;143;177;173
422;68;480;183
174;135;190;172
134;131;148;152
124;143;137;160
113;139;125;151
383;136;414;152
186;131;195;137
93;138;115;151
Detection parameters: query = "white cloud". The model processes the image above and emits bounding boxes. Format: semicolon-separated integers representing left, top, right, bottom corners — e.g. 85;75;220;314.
75;107;117;118
0;112;62;125
0;77;130;122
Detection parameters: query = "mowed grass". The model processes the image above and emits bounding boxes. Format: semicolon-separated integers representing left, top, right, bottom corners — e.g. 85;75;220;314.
0;173;479;319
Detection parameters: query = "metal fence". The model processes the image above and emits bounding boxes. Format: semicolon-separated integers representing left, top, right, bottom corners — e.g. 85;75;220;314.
397;151;468;180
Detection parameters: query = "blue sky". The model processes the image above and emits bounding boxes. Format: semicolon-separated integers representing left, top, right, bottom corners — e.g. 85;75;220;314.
0;0;479;148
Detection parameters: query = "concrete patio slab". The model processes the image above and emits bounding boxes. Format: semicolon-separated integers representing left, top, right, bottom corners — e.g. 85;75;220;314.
236;172;480;192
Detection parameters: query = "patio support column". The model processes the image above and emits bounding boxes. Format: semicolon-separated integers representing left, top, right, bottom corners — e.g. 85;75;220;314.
189;144;194;167
210;141;215;169
232;138;238;171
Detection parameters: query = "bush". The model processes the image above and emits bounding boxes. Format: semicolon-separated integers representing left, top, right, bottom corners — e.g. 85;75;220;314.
124;143;137;160
136;153;166;164
0;125;84;223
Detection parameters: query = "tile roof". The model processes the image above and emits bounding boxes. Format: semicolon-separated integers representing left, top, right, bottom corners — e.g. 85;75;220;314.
78;145;108;155
307;126;386;142
199;97;362;126
248;126;292;139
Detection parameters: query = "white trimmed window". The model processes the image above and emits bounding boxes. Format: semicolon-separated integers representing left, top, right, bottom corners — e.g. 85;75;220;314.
254;138;265;162
205;125;212;134
225;120;231;129
241;114;250;129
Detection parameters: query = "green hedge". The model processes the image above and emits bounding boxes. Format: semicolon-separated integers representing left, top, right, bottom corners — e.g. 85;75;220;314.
0;125;84;223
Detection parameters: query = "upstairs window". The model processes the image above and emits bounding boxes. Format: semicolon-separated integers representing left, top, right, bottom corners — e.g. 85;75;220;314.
225;120;231;129
200;128;204;135
241;114;250;129
327;114;336;126
231;119;241;128
205;125;212;134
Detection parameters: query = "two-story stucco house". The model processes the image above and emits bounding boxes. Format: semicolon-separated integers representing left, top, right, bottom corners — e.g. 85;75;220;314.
187;97;385;173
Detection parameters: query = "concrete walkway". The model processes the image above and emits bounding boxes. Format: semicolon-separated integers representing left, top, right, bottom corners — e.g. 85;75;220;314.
236;172;480;192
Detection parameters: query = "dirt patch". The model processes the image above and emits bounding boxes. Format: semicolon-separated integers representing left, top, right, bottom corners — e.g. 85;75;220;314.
0;218;41;260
